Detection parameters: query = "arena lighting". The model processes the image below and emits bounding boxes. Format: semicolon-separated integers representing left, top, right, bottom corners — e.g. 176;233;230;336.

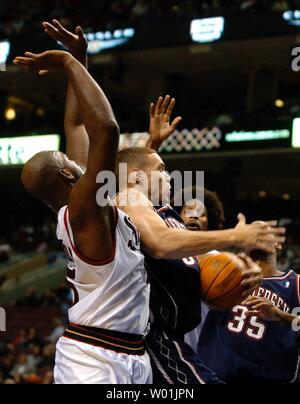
190;17;225;44
275;99;285;108
225;130;290;143
59;29;135;55
283;10;300;26
0;135;60;166
0;40;10;70
4;108;16;121
292;118;300;148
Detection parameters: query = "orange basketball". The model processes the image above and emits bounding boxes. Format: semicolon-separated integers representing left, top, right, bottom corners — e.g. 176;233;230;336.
199;252;245;310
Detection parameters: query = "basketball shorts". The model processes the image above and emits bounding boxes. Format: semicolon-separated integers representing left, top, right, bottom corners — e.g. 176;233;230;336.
54;324;153;385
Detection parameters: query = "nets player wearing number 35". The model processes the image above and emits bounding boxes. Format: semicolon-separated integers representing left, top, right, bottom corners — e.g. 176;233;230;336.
14;48;151;384
198;225;300;384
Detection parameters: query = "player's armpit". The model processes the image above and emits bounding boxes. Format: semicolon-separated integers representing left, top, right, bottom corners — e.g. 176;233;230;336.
116;190;171;259
68;175;117;264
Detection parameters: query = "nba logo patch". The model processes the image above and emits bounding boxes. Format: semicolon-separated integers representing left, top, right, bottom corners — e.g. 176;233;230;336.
285;281;290;289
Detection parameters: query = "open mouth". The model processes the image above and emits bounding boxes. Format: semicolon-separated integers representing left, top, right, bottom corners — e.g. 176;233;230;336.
186;221;202;231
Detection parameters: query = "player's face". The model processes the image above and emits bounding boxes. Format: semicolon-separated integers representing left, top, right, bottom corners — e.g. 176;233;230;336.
181;199;208;231
144;153;171;206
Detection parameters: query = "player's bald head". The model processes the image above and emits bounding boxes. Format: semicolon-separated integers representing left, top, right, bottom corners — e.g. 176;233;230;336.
21;151;83;210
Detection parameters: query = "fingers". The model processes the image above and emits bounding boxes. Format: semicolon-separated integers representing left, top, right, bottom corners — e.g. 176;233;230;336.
38;70;50;76
155;96;164;115
76;26;85;39
246;310;260;316
13;57;34;68
170;116;182;130
237;213;246;226
161;95;171;114
250;302;268;310
242;296;261;305
24;52;38;59
242;297;266;306
52;19;69;35
43;21;64;42
154;95;176;116
255;235;286;253
150;103;155;119
166;97;175;116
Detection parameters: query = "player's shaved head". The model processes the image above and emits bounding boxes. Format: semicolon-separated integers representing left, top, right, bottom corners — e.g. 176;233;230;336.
21;151;83;212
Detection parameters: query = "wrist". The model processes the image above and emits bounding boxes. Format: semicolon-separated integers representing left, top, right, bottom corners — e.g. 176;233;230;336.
148;139;161;151
74;51;88;67
227;229;239;248
280;312;296;325
63;53;76;69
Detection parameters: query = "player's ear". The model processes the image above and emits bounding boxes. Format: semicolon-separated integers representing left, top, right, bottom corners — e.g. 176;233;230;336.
128;169;146;186
59;168;78;184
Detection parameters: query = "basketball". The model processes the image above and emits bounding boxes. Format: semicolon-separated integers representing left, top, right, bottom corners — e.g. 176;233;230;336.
199;252;245;310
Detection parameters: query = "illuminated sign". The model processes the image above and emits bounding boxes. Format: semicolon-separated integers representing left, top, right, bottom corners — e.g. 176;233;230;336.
119;129;222;153
225;130;290;143
191;17;225;44
0;135;60;166
292;118;300;148
119;132;149;150
283;10;300;26
0;41;10;71
58;29;135;54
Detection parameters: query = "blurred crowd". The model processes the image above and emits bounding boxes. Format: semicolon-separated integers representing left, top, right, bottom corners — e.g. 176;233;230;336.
0;284;71;385
0;219;59;265
0;243;299;384
0;0;298;39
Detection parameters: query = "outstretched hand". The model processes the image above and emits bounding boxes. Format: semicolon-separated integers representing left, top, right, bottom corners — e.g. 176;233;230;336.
43;19;88;62
234;214;286;254
147;95;182;150
13;50;72;76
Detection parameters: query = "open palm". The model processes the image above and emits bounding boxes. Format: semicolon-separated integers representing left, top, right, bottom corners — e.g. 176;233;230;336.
149;95;182;147
43;20;87;61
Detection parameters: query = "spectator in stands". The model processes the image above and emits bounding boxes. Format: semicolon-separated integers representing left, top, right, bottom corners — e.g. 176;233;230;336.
11;354;36;378
11;329;27;349
47;318;65;344
19;287;41;307
0;242;12;263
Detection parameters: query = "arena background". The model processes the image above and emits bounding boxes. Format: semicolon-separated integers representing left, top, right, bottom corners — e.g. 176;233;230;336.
0;0;300;384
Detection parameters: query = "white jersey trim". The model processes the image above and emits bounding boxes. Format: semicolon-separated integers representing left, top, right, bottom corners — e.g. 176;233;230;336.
63;206;119;267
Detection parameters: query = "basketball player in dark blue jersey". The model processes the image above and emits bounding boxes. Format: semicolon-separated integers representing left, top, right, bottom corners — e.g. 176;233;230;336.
197;227;300;384
114;99;285;384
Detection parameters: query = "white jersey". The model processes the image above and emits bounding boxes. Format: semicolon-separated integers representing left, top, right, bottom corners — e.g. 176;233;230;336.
56;205;150;335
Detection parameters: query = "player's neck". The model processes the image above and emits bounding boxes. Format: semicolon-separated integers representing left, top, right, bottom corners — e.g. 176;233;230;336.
259;259;283;278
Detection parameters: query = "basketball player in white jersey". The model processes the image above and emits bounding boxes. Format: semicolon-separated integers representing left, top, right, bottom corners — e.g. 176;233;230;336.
14;49;151;384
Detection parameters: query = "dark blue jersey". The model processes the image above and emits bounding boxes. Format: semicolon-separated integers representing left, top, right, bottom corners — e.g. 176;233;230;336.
143;205;202;338
198;270;300;383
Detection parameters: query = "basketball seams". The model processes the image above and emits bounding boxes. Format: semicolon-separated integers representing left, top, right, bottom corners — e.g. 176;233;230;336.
201;258;236;301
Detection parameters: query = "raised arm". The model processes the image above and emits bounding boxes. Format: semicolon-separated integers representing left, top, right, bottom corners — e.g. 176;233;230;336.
117;190;286;259
14;51;119;263
43;20;89;170
146;95;182;150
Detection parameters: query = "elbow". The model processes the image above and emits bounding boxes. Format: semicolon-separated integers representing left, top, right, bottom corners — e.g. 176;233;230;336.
105;121;120;136
97;120;120;138
147;243;171;260
88;119;120;141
